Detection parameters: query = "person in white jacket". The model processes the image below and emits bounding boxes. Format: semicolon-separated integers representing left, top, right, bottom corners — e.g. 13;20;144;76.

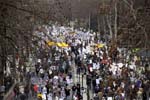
47;92;53;100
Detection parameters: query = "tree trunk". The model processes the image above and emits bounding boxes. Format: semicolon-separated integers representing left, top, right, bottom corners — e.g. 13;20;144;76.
114;1;118;41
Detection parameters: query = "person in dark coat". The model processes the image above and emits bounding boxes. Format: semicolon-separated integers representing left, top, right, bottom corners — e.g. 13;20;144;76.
72;84;76;97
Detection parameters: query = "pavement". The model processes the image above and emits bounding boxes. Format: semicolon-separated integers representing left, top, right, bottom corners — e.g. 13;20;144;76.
72;61;93;100
8;60;93;100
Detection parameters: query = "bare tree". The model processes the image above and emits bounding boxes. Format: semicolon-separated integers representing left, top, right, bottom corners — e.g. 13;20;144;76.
98;0;150;49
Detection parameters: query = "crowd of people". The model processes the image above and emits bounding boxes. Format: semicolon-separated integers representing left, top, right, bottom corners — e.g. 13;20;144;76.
5;23;149;100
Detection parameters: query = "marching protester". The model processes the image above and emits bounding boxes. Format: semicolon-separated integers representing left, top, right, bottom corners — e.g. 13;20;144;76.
12;23;149;100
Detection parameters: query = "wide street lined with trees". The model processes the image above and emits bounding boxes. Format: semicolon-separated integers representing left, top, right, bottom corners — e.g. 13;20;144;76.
0;0;149;100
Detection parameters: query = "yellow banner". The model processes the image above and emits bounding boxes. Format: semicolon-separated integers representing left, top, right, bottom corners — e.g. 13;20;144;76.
47;41;69;48
47;41;55;46
96;44;105;48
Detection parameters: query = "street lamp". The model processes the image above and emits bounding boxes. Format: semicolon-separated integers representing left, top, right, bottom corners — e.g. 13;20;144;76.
78;67;81;83
82;74;83;88
81;73;84;99
87;86;90;100
86;74;91;100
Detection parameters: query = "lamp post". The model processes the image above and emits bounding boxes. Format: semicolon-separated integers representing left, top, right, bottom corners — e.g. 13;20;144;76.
81;73;84;99
87;86;90;100
86;74;91;100
79;67;80;83
82;74;83;88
